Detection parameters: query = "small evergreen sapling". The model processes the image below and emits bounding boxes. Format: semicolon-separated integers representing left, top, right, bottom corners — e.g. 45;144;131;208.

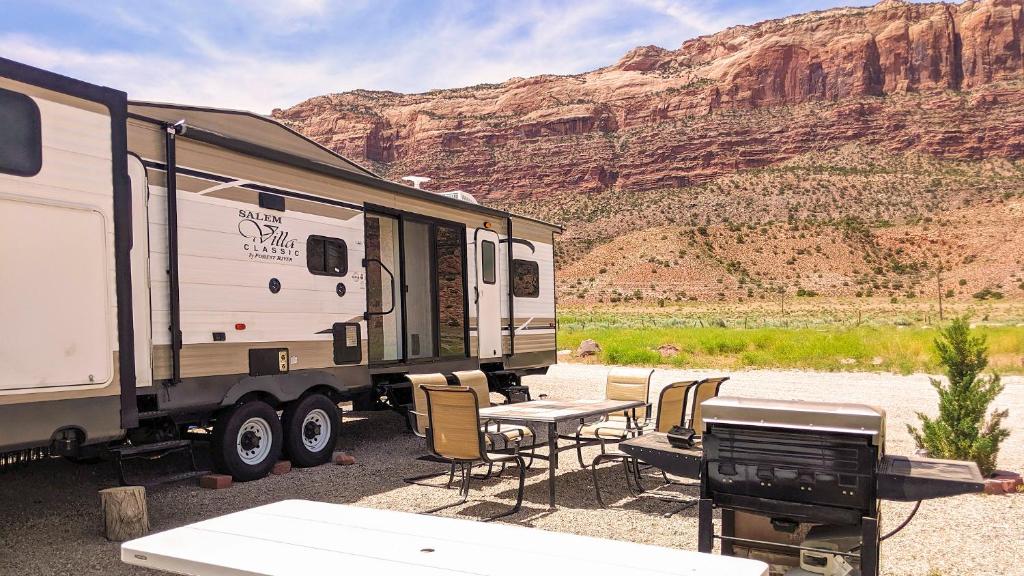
908;317;1010;476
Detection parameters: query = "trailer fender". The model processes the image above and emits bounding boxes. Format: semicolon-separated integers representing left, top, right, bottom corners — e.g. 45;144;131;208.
220;372;347;408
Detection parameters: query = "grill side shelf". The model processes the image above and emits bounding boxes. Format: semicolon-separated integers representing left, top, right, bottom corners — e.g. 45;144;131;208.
619;433;702;479
877;454;984;501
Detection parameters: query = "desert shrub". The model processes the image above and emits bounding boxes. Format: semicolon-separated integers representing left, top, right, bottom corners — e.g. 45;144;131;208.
908;317;1010;476
972;287;1003;300
604;344;659;366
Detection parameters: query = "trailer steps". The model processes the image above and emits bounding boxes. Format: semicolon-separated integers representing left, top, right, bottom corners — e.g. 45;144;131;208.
111;439;191;457
111;439;208;486
137;469;211;488
136;410;171;421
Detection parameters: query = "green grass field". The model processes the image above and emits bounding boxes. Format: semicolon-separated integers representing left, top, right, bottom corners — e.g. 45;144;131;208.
558;320;1024;375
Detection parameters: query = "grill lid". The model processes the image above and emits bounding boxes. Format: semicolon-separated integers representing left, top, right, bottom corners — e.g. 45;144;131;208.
700;396;886;446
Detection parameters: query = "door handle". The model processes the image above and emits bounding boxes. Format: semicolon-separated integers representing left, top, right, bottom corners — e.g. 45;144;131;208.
474;286;479;304
363;257;396;316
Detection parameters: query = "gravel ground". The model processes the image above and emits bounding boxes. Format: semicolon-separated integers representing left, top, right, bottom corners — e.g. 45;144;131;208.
1;364;1021;576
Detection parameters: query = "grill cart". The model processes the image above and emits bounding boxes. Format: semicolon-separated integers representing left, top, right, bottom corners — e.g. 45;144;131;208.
696;397;984;576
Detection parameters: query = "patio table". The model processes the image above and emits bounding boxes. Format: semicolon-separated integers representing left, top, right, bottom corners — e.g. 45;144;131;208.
121;500;770;576
479;398;644;508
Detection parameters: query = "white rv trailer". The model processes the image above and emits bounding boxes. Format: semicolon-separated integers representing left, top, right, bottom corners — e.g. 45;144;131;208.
0;58;560;481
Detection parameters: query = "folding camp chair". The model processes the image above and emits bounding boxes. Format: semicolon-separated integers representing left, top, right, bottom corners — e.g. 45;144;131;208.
561;367;654;469
590;380;697;508
420;385;526;521
452;370;535;472
402;373;458;487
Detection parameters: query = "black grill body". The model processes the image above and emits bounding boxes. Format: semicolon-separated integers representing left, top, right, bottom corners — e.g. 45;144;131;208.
697;396;887;575
695;396;983;576
703;425;879;524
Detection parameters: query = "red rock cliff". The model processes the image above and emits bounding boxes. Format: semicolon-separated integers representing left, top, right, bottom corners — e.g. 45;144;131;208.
274;0;1024;200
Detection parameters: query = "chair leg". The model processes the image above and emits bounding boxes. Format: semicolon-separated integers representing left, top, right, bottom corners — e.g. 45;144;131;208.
483;456;525;522
575;430;590;469
404;463;456;488
590;453;624;508
494;436;510;478
422;463;472;515
631;458;647;493
662;499;699;518
459;463;471;497
622;458;642;497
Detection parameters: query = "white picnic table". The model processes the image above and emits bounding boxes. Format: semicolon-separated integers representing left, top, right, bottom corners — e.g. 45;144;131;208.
122;500;768;576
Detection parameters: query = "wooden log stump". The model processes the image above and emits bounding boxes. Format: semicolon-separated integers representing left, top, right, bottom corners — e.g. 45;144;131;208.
99;486;149;541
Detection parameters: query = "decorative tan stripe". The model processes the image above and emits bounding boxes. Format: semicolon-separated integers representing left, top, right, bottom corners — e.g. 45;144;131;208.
152;340;369;380
142;160;365;212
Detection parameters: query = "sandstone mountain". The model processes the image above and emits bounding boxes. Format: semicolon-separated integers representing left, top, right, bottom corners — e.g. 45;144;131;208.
274;0;1024;305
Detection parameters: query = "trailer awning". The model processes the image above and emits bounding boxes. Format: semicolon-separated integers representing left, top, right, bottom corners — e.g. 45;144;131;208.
127;101;562;232
127;101;376;179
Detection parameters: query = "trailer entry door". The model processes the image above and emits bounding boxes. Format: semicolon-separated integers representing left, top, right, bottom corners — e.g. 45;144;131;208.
475;229;502;359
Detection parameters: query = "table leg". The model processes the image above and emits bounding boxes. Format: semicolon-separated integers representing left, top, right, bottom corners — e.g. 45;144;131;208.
547;422;558;509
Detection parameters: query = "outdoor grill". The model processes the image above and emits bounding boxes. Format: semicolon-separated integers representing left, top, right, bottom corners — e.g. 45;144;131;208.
696;396;984;576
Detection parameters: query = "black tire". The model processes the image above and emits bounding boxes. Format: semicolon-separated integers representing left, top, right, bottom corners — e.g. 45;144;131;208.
282;394;341;468
211;400;282;482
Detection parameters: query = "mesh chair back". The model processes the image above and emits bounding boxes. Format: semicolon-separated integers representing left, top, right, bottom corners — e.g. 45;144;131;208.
605;367;654;420
407;373;450;437
655;380;698;433
453;370;491;409
422;385;484;462
688;377;729;433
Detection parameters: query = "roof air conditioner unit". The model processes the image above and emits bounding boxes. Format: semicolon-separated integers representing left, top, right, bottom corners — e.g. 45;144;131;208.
440;190;478;204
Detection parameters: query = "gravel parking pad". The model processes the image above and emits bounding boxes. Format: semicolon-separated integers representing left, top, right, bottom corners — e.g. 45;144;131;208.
1;364;1021;576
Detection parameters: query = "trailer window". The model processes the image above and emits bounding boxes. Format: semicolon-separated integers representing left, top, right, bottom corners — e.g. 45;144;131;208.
481;240;496;285
512;259;540;298
306;235;348;276
0;88;42;177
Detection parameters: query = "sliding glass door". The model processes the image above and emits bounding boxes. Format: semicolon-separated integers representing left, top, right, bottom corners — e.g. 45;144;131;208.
436;224;467;358
402;220;435;359
365;210;467;364
365;213;402;363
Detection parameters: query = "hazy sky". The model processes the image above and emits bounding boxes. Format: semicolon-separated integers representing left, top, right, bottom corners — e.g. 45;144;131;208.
1;1;913;112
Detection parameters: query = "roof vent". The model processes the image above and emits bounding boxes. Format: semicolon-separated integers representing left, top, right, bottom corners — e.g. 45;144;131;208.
401;176;431;189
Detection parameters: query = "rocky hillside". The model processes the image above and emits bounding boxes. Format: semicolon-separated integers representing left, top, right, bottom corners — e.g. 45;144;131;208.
273;0;1024;304
552;145;1024;304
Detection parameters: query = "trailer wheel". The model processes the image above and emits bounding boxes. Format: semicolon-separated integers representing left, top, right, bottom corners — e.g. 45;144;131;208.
211;400;282;481
282;394;340;467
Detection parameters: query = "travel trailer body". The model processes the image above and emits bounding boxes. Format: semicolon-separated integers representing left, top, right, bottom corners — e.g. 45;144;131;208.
0;58;560;480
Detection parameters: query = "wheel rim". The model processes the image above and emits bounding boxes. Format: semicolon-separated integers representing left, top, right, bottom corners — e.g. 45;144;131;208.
236;417;273;465
301;408;331;453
